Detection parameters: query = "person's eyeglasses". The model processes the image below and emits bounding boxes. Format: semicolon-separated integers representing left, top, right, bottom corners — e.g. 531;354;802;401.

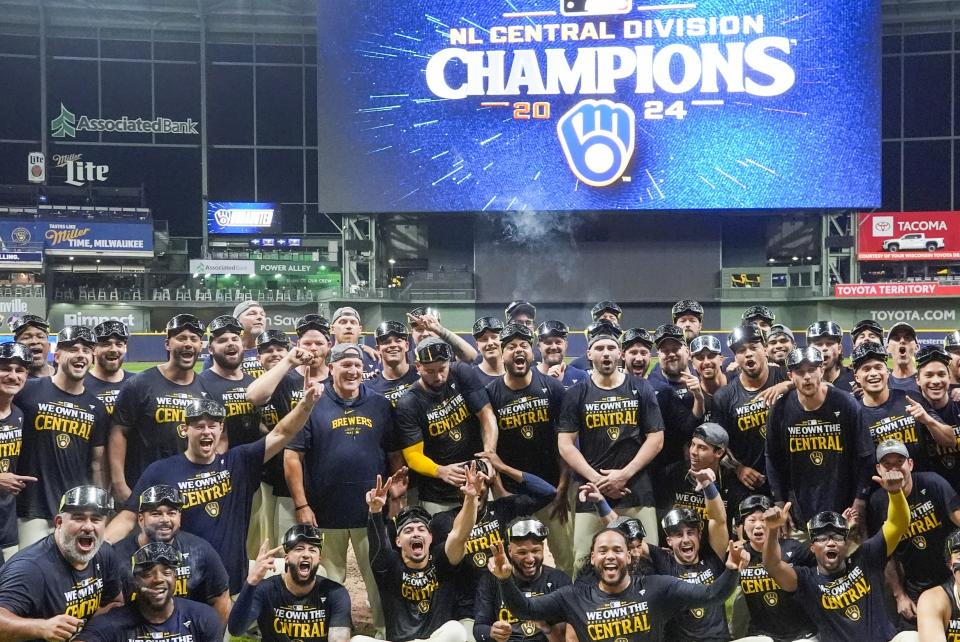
811;533;846;544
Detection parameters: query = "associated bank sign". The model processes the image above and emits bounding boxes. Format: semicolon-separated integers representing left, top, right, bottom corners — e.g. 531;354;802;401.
51;103;199;138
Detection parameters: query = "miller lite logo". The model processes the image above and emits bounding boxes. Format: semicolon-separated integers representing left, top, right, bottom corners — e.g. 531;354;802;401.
28;152;45;184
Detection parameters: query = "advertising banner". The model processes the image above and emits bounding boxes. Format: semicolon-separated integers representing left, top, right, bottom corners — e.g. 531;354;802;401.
207;202;281;235
0;251;43;269
0;219;154;258
857;212;960;261
189;259;256;275
0;295;47;322
47;305;150;333
317;0;881;213
255;260;333;275
835;282;960;298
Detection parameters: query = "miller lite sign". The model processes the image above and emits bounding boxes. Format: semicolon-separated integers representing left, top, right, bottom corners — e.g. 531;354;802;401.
27;152;45;184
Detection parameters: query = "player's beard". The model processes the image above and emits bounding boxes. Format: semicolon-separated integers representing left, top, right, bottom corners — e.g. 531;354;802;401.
287;559;321;586
57;528;101;565
212;348;243;370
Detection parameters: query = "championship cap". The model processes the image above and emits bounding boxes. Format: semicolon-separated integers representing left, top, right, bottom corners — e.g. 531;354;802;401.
0;341;31;366
741;305;775;324
786;346;824;370
59;485;114;515
10;314;48;336
689;334;722;356
727;325;766;350
505;300;536;321
183;398;226;423
232;300;261;319
887;322;917;343
622;328;653;350
945;529;960;560
409;307;441;321
671;300;703;322
917;344;952;369
737;495;773;522
851;341;889;370
208;315;242;337
166;314;204;338
591;301;622;321
692;422;729;449
295;314;330;338
138;485;183;512
56;326;96;348
93;320;129;342
473;316;505;338
875;438;910;462
256;329;291;352
394;505;432;531
653;324;685;348
282;524;324;553
806;321;843;342
536;320;569;341
506;517;549;541
852;319;883;342
374;321;408;343
500;322;535;347
610;516;645;542
661;508;702;535
328;342;363;364
766;324;795;342
588;321;622;348
331;307;361;324
131;542;181;574
944;331;960;352
415;337;452;364
807;511;848;539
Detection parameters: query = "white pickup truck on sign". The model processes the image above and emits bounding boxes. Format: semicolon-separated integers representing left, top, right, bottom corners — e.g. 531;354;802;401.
882;233;945;252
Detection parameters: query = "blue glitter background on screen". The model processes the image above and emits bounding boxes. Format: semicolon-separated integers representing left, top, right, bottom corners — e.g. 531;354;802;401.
316;1;880;213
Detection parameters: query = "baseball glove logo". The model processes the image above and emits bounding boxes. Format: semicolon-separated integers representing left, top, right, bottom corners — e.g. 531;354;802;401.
558;99;635;187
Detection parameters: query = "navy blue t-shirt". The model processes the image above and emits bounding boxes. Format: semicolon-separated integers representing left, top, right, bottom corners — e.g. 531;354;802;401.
926;397;960;488
889;373;920;393
112;367;208;487
127;440;265;594
366;367;420;407
649;545;730;642
648;369;702;469
198;369;261;448
0;535;122;638
859;388;940;471
286;384;398;529
203;347;263;379
79;597;224;642
14;378;109;519
113;531;229;604
229;574;352;642
83;370;133;416
0;404;24;549
561;364;588;388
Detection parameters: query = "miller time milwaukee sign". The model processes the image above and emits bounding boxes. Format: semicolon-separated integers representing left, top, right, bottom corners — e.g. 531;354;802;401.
51;103;198;138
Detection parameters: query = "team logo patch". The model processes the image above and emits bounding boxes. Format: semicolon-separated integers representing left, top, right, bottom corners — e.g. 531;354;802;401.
520;621;538;637
845;605;861;621
763;591;779;607
809;451;824;466
205;502;220;517
56;434;71;449
690;608;705;619
417;600;431;614
11;227;30;244
607;426;620;441
0;459;7;473
945;456;956;470
521;425;534;440
449;427;463;442
473;551;488;567
177;423;187;439
913;536;927;550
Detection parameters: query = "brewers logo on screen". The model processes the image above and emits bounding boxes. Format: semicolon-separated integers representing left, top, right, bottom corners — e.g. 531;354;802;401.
317;0;881;212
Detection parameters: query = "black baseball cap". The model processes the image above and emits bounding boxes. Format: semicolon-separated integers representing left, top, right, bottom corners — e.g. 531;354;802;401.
806;321;843;342
727;325;766;350
208;315;242;337
395;505;432;531
415;337;453;364
473;316;504;338
57;326;96;348
671;300;703;322
138;485;183;512
183;398;225;423
10;314;48;336
375;321;408;343
654;324;685;348
661;508;702;535
506;517;549;540
852;319;883;341
767;324;795;342
93;320;130;342
944;331;960;352
917;345;952;370
256;329;291;352
945;529;960;560
737;495;773;522
591;301;622;321
132;542;181;573
610;516;645;542
536;320;569;341
505;300;536;321
786;346;824;370
59;485;113;515
586;320;622;341
282;524;324;553
0;342;31;366
807;511;848;539
887;322;917;344
742;305;775;324
500;322;535;347
851;341;889;370
622;328;653;350
295;314;330;338
689;334;722;356
166;314;204;338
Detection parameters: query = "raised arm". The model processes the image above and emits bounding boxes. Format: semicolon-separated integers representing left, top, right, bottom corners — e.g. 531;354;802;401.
487;541;569;623
245;348;310;405
689;468;729;559
760;502;798;592
262;377;321;463
874;469;910;557
444;464;482;565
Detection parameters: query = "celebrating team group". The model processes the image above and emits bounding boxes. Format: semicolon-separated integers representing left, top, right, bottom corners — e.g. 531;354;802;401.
2;297;960;642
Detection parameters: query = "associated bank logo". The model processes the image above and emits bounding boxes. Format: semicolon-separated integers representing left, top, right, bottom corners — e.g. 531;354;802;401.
561;0;632;16
872;216;894;238
50;102;199;138
557;100;635;187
